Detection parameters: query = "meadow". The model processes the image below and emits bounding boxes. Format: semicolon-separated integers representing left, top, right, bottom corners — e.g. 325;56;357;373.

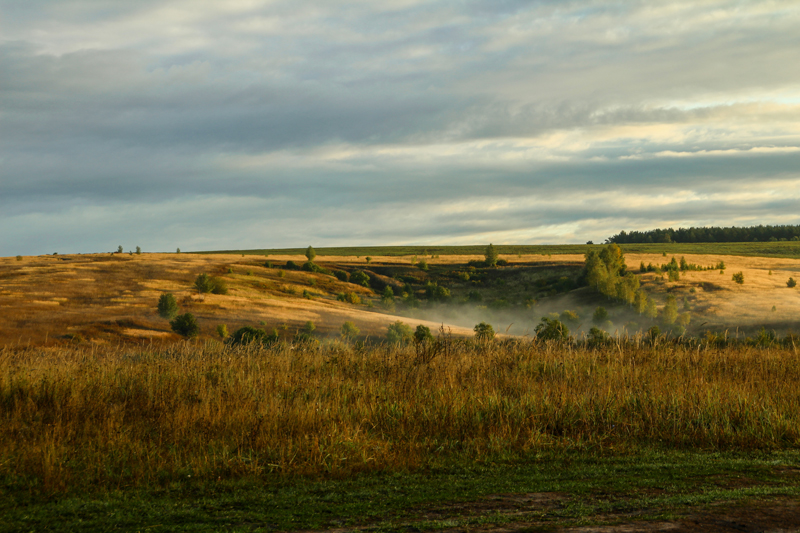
3;246;800;530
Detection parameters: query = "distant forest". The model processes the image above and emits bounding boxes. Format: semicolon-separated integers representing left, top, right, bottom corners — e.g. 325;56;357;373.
607;225;800;244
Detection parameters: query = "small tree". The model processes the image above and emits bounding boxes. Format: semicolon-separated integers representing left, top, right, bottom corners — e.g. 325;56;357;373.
340;321;360;341
414;324;434;344
365;256;372;264
387;321;413;343
195;273;228;294
592;307;608;325
661;295;678;325
170;313;199;338
216;324;229;339
732;271;745;285
535;317;570;341
473;322;495;342
417;259;428;271
117;245;123;253
788;277;797;288
135;246;141;255
176;248;181;254
157;293;179;319
302;321;316;335
305;246;316;262
484;243;498;267
15;255;22;261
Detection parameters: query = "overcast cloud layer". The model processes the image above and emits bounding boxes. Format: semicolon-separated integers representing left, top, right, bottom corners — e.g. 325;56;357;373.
2;1;800;254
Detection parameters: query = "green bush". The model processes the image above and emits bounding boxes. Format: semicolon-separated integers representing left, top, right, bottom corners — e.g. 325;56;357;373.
157;293;179;319
338;292;361;305
350;270;370;287
340;321;360;341
417;260;428;271
592;307;608;325
473;322;495;342
414;325;434;344
587;327;610;348
305;246;316;262
334;270;350;282
788;277;797;288
228;326;279;346
15;255;23;261
170;313;200;338
194;273;228;294
386;321;413;344
535;317;570;341
732;271;744;285
216;324;229;339
484;244;498;267
135;246;141;255
559;310;580;327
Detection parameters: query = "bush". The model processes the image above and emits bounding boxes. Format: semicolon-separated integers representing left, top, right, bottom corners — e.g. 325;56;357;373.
340;321;360;341
135;246;141;255
788;277;797;288
194;273;228;294
484;244;498;267
15;255;22;261
305;246;316;262
302;321;316;334
229;326;279;346
587;327;610;348
338;292;361;305
117;245;123;253
417;260;428;271
496;259;508;267
157;293;179;319
414;325;434;344
387;321;413;344
559;310;580;327
592;307;608;325
535;317;570;341
170;313;199;338
732;272;745;285
473;322;495;342
334;270;350;282
216;324;229;339
350;270;371;287
285;260;299;270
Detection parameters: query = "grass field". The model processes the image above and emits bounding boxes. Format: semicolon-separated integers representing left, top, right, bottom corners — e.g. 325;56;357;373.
3;246;800;530
204;241;800;259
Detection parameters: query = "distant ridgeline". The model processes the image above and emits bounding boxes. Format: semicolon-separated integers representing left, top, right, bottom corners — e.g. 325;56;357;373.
607;225;800;244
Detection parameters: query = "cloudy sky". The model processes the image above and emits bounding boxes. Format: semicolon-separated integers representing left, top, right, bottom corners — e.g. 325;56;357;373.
2;1;800;255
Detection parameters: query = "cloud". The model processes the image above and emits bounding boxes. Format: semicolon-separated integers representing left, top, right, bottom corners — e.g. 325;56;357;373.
1;1;800;254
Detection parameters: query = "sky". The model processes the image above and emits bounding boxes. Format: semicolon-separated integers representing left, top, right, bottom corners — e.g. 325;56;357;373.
2;0;800;255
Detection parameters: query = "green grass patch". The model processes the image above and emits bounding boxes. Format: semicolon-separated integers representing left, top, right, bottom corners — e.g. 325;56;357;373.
199;241;800;259
3;450;800;532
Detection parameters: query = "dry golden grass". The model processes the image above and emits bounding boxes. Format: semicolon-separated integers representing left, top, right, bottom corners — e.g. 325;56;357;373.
2;338;799;492
0;253;473;347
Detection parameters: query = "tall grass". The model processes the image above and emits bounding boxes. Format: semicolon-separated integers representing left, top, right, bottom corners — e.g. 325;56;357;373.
2;337;800;493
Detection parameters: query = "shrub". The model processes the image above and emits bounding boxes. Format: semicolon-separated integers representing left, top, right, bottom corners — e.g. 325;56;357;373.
661;296;678;325
136;246;141;255
285;260;299;270
467;290;482;303
559;310;580;327
194;273;228;294
350;270;370;287
170;313;199;338
176;248;180;253
496;259;508;267
302;321;316;334
587;327;610;348
535;317;570;341
414;325;434;344
228;326;279;346
157;293;180;319
677;312;691;327
216;324;229;339
386;321;413;344
117;245;123;253
15;255;22;261
338;292;361;305
305;246;316;262
732;272;745;285
424;282;450;302
473;322;495;342
417;260;428;271
334;270;350;282
592;307;608;325
668;269;680;282
340;321;360;341
365;256;372;264
788;277;797;288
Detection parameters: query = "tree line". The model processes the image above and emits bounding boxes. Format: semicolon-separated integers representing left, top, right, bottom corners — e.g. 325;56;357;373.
607;224;800;244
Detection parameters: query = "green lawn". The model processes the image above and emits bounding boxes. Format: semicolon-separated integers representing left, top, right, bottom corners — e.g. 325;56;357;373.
4;450;800;532
199;241;800;259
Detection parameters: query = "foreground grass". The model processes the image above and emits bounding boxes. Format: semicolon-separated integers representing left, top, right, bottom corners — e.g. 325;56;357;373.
2;337;800;494
203;241;800;258
3;450;800;532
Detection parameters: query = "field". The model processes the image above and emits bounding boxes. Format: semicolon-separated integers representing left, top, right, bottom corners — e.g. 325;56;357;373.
2;245;800;531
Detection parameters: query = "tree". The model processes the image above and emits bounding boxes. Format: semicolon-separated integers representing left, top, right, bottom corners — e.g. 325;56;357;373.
661;295;678;325
117;245;123;253
535;317;569;341
732;272;745;285
788;277;797;288
195;273;228;294
228;326;279;346
473;322;495;342
350;270;370;287
592;307;608;325
484;243;498;267
305;246;316;262
414;324;434;344
216;324;229;339
157;293;179;319
386;321;413;343
170;313;199;338
176;248;181;254
340;321;360;341
136;246;141;255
